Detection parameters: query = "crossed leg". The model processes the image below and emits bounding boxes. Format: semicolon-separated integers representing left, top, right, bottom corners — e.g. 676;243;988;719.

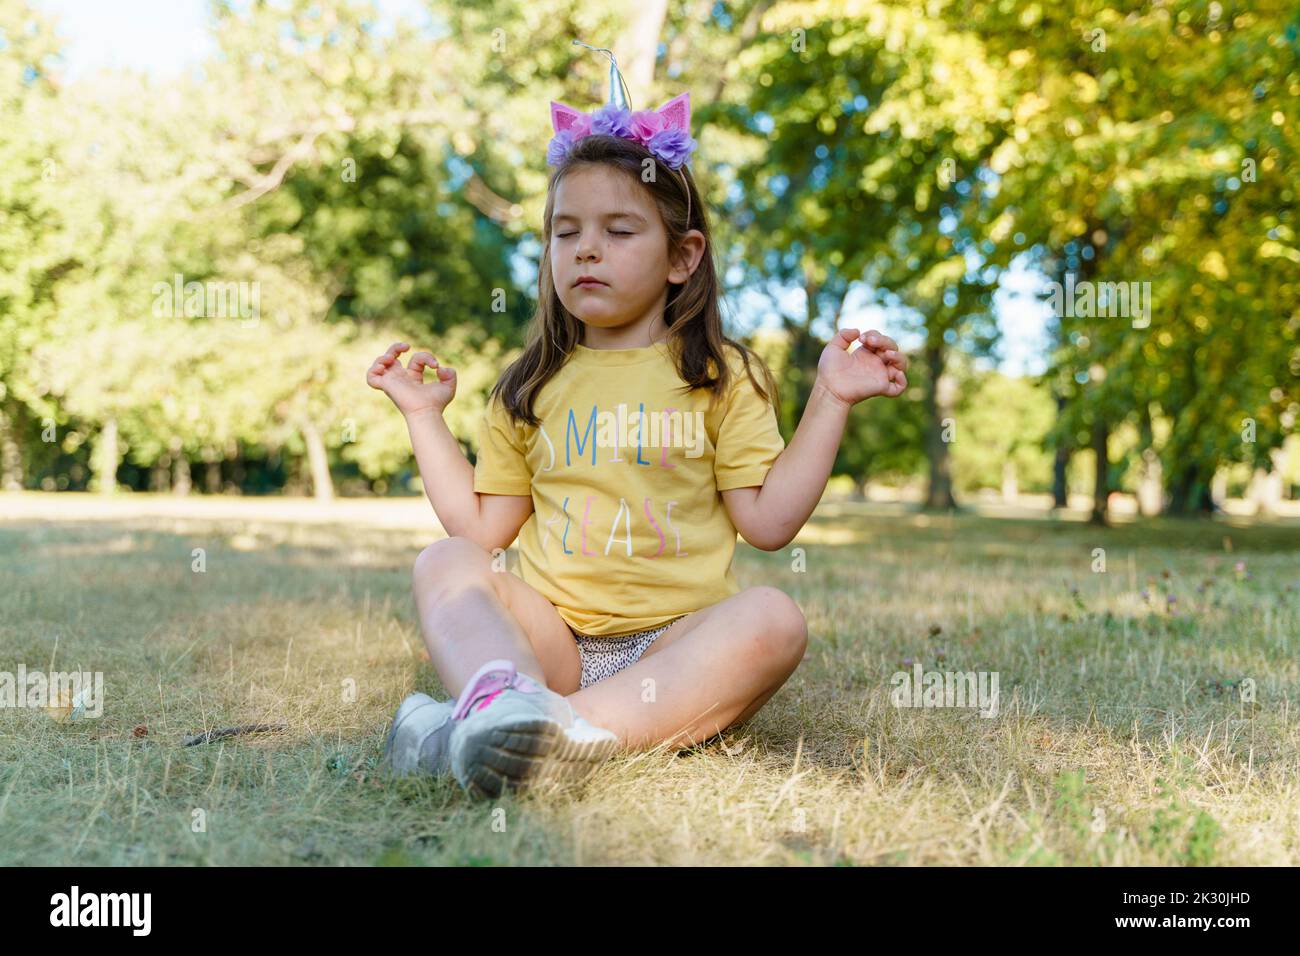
410;537;808;752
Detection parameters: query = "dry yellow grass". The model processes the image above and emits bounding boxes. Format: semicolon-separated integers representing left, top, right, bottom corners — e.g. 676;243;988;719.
1;492;1296;865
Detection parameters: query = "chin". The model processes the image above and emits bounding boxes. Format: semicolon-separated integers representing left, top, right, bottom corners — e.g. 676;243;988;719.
565;302;624;326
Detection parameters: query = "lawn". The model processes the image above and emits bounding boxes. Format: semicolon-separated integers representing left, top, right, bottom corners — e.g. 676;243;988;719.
1;493;1297;865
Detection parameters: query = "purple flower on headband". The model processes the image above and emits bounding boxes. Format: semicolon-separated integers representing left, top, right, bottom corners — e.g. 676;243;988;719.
546;95;697;169
591;105;636;139
647;128;698;169
546;129;578;166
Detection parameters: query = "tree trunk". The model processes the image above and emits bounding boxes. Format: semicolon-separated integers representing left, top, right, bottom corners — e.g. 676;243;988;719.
618;0;668;98
205;459;222;494
150;458;170;493
1001;459;1018;502
1138;448;1163;516
229;444;245;494
172;455;192;496
0;404;23;491
922;338;957;510
1196;481;1216;514
1167;462;1211;516
1051;391;1069;510
93;416;120;495
1089;417;1109;526
301;420;334;501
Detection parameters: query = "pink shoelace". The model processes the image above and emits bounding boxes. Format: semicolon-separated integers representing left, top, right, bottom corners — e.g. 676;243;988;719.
451;665;546;722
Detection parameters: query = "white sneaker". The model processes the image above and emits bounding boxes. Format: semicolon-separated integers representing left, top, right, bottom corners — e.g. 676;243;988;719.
447;658;619;799
382;693;456;777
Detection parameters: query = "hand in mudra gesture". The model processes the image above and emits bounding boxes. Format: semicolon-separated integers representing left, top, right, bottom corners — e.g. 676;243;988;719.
366;342;456;417
815;328;909;406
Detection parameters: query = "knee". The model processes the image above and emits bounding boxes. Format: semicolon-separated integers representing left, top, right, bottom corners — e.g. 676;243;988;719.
743;586;807;666
411;536;494;594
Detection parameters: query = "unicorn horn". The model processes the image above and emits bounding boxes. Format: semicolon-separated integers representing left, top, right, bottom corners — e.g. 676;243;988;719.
572;38;633;111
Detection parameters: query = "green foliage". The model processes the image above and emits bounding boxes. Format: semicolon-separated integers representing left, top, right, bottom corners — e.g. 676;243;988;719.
1141;777;1223;866
950;367;1056;493
0;0;1293;502
966;0;1299;509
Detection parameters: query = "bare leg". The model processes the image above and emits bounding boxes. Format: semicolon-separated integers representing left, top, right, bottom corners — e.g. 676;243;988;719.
411;541;807;752
564;586;808;751
410;537;583;699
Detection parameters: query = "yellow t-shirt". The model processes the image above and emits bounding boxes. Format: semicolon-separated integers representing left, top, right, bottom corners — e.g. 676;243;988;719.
472;340;785;637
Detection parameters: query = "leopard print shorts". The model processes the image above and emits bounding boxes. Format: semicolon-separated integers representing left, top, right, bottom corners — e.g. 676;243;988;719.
571;616;687;690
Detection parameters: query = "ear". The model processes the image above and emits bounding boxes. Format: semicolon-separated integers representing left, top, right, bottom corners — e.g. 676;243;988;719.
654;92;690;132
551;101;586;135
668;229;707;285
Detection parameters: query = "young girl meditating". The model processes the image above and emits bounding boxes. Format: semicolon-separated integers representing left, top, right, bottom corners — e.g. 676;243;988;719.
367;56;908;800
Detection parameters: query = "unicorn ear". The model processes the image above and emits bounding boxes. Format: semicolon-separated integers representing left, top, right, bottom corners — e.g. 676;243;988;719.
654;92;690;132
551;101;586;134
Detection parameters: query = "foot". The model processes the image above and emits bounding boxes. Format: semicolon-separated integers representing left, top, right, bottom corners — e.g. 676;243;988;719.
448;658;620;799
383;692;456;777
380;658;525;780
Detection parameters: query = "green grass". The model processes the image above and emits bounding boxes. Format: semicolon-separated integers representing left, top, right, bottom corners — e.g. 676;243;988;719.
1;496;1297;865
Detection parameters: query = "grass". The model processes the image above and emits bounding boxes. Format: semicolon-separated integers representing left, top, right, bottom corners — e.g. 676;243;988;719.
1;493;1297;865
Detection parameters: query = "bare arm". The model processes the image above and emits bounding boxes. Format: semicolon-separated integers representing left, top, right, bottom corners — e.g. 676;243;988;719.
367;341;532;552
723;328;909;551
404;408;533;552
721;382;850;551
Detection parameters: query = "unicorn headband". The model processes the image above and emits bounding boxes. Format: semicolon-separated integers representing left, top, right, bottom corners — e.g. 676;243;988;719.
548;40;699;222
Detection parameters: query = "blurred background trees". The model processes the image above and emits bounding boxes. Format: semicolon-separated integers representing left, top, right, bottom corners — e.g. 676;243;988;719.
1;0;1295;517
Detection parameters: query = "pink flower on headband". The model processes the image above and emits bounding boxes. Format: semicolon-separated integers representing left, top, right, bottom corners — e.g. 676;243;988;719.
630;109;665;141
547;92;696;169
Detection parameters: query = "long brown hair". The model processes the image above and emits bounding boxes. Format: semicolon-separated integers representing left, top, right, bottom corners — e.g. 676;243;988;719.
490;133;779;427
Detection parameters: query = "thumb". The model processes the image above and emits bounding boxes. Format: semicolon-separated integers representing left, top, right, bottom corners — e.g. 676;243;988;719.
831;327;861;350
436;366;455;381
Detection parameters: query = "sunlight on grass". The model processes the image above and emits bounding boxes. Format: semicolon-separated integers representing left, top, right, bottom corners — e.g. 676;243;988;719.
1;496;1297;865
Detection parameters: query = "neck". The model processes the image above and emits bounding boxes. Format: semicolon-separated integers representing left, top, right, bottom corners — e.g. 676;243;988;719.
579;294;672;350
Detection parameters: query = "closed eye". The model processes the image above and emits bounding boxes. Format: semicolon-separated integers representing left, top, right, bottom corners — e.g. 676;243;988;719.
554;230;636;238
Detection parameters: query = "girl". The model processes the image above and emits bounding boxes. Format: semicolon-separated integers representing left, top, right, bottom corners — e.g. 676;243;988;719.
367;77;908;800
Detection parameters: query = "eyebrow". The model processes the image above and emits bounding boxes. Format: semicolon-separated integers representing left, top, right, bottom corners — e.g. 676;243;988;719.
551;212;647;225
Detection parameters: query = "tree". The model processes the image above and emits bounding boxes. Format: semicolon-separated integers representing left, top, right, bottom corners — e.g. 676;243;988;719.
967;0;1299;521
709;0;1013;509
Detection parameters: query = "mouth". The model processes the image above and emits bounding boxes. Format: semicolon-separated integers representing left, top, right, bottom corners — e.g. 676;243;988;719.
573;278;608;289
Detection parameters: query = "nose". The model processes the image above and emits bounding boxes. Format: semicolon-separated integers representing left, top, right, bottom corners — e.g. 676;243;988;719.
575;231;599;262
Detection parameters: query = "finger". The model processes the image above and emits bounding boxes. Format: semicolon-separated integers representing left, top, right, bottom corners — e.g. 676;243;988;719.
880;349;909;371
889;370;909;394
860;329;898;352
409;351;438;376
832;327;861;350
381;342;410;366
